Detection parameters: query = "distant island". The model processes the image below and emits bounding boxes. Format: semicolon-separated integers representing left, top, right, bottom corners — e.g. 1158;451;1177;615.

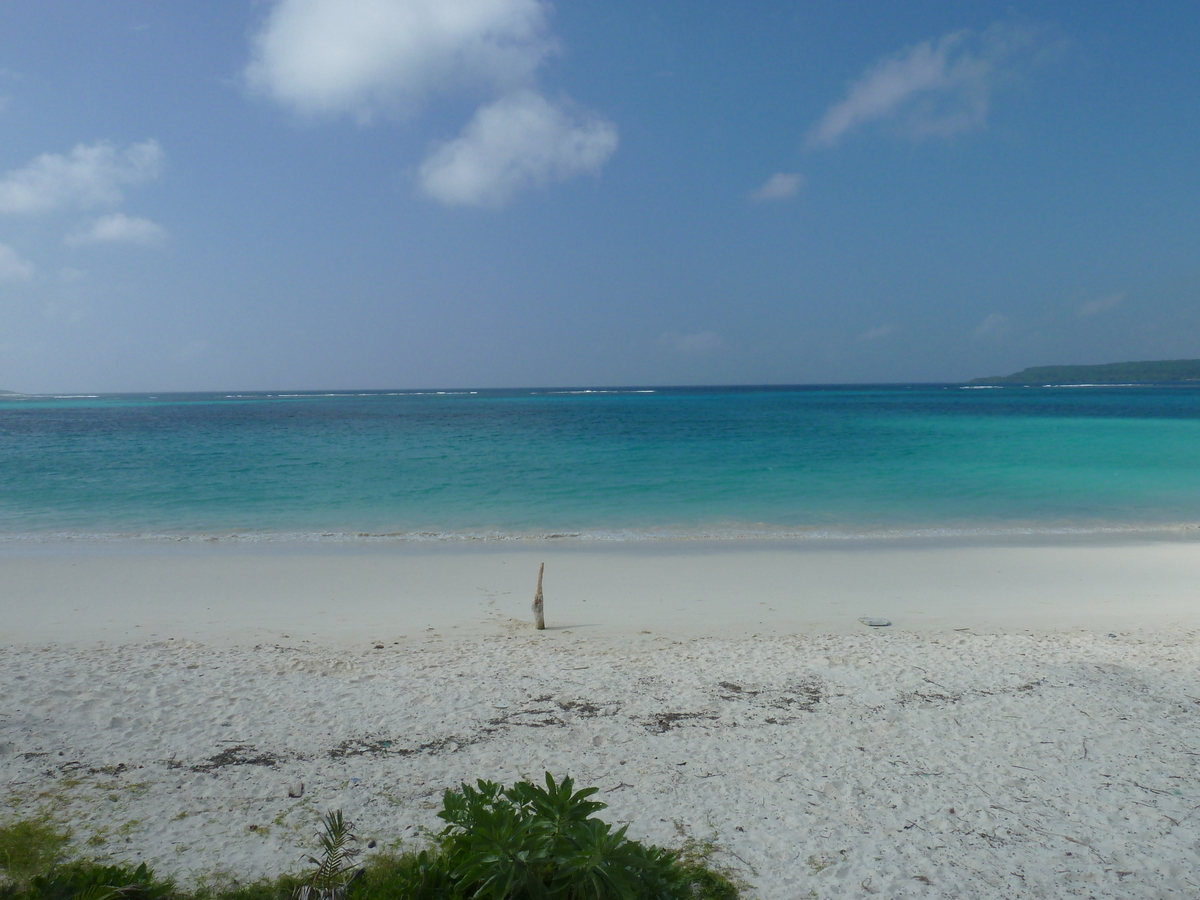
969;359;1200;385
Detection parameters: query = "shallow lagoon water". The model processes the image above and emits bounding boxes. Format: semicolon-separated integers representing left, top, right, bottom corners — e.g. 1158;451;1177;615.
2;384;1199;540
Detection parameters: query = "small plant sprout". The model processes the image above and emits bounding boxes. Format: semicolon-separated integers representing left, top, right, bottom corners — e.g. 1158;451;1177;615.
294;810;360;900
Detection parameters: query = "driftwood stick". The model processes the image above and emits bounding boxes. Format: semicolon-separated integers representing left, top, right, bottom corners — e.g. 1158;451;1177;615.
532;562;545;630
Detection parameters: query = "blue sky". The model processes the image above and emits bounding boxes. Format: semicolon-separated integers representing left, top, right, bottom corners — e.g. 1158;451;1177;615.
1;1;1197;391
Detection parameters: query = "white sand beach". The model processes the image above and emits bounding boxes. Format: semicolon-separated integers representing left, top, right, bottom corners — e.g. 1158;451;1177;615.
4;536;1200;897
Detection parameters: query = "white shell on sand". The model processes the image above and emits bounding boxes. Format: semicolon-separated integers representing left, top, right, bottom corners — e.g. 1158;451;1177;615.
858;616;892;627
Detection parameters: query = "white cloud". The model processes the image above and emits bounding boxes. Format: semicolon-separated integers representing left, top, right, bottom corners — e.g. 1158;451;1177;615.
0;243;33;281
749;172;804;203
0;140;163;215
65;213;167;247
972;312;1010;341
1077;291;1123;318
660;331;723;354
247;0;616;206
858;324;895;342
418;90;617;207
245;0;555;119
808;23;1043;148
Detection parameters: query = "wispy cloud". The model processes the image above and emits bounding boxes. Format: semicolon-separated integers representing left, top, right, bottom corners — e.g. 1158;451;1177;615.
1077;291;1123;318
0;243;33;281
65;213;167;247
749;172;804;203
0;140;163;215
808;23;1047;148
972;312;1010;341
660;331;723;354
246;0;616;207
0;68;20;115
858;324;895;342
176;339;209;362
418;91;616;207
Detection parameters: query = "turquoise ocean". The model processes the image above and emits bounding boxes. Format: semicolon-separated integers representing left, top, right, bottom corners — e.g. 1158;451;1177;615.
2;385;1199;541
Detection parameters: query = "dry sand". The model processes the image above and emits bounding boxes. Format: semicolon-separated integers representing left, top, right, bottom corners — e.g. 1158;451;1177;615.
3;536;1200;898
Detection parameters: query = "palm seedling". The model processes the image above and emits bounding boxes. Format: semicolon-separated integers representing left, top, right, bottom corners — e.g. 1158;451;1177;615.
295;811;360;900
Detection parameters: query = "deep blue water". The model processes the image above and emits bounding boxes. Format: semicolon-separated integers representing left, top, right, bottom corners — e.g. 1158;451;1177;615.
2;384;1199;540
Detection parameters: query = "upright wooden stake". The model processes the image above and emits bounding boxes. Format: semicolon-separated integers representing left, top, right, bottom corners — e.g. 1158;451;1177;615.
532;562;545;630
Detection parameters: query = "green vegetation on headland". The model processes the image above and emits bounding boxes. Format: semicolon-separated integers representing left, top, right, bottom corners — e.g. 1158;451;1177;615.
969;358;1200;385
1;774;740;900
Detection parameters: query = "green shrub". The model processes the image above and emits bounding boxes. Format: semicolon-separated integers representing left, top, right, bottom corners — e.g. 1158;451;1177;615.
0;775;742;900
671;862;739;900
427;772;725;899
0;817;172;900
349;850;454;900
0;816;73;887
26;862;171;900
185;875;303;900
